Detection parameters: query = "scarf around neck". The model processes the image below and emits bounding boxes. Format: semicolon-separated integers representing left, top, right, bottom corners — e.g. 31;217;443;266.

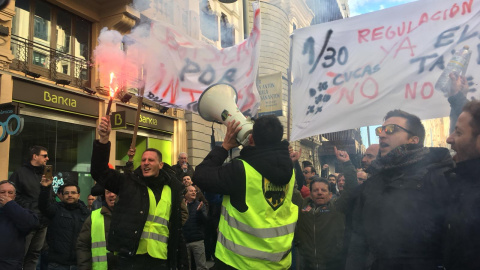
366;144;430;175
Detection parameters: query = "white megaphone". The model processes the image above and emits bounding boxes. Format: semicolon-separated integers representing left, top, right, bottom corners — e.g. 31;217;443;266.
197;84;254;146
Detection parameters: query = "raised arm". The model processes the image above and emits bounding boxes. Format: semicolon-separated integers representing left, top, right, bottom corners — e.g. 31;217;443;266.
194;120;245;196
90;117;125;195
38;175;57;218
332;147;358;212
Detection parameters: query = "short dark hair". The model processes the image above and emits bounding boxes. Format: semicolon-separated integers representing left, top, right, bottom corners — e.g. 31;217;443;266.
252;115;284;146
57;185;65;195
384;109;425;146
304;165;316;174
144;148;163;162
328;174;337;180
29;146;48;161
462;100;480;137
60;184;80;194
0;180;16;193
309;176;330;192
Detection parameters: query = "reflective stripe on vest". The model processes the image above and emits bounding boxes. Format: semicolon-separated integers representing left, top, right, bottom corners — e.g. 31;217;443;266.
136;185;171;259
91;209;108;270
220;206;296;238
216;159;299;270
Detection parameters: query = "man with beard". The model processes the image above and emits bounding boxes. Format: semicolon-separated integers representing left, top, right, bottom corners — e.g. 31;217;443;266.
444;100;480;269
39;181;89;269
346;110;453;270
361;144;379;170
194;115;298;270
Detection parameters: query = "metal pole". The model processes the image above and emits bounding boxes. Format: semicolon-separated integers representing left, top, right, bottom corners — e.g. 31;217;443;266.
131;87;145;150
366;125;371;146
287;34;294;141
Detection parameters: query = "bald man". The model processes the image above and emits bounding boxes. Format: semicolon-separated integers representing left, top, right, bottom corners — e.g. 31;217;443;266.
361;144;379;170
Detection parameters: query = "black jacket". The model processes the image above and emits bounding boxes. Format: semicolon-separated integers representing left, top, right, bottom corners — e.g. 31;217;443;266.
172;162;195;181
39;186;90;266
293;160;357;270
9;163;51;227
194;142;293;213
194;142;294;270
90;140;184;269
183;199;207;243
444;158;480;270
0;200;39;270
346;147;453;270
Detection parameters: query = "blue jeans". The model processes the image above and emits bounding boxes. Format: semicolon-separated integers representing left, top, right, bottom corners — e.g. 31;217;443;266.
48;263;76;270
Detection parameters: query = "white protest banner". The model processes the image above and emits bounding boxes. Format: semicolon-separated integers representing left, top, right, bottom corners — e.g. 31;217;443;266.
142;3;261;116
290;0;480;141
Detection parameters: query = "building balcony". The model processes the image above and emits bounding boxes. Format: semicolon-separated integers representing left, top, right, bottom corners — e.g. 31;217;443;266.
10;34;91;89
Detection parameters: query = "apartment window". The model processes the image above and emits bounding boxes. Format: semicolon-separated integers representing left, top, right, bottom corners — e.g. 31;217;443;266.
200;0;218;41
33;51;47;67
221;13;234;48
11;0;91;83
33;1;50;43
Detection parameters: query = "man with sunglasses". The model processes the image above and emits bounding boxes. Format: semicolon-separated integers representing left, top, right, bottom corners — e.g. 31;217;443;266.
346;110;453;270
8;146;51;270
38;180;89;270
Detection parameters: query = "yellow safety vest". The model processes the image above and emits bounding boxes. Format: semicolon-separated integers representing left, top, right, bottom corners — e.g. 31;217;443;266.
91;209;107;270
216;160;298;270
136;185;171;259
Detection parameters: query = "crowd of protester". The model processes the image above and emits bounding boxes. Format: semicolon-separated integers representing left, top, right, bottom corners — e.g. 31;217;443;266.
1;77;480;270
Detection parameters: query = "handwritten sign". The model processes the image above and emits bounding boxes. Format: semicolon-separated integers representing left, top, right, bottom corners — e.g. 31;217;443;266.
290;0;480;141
141;3;261;116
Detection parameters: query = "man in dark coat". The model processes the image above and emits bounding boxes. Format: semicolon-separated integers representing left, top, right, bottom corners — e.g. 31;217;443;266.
39;180;89;269
0;180;39;270
9;145;50;270
294;147;357;270
444;100;480;269
91;116;185;270
171;152;195;181
194;115;298;270
183;185;208;270
346;110;453;270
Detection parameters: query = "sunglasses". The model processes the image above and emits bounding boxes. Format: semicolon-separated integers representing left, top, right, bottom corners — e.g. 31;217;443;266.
375;124;414;136
39;154;48;158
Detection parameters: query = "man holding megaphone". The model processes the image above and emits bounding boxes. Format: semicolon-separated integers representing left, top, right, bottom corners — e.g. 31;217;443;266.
194;115;298;270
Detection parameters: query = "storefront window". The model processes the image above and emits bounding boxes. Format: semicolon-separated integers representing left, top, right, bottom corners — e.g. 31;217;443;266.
9;116;96;202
